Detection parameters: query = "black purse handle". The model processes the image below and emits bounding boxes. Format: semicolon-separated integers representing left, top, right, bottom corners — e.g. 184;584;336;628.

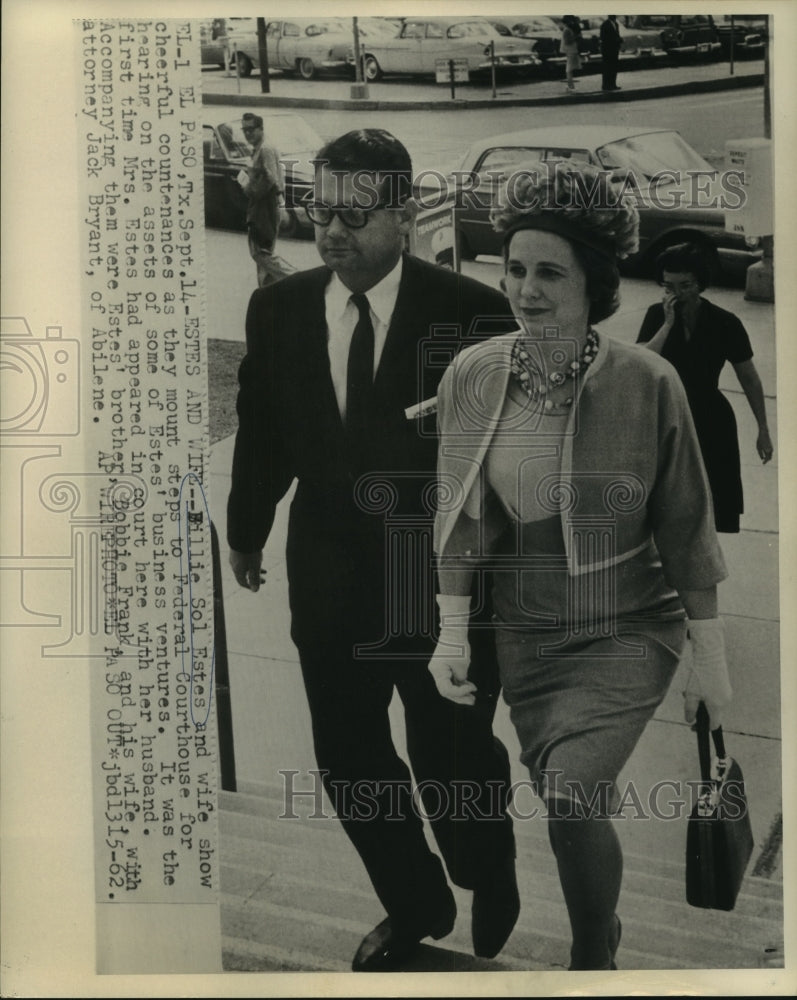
695;701;727;785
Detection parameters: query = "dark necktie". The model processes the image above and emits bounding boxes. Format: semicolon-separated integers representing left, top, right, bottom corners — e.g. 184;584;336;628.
346;293;375;445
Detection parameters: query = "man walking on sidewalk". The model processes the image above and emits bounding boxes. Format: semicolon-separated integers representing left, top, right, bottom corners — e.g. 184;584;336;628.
600;15;623;91
227;129;520;972
240;112;292;288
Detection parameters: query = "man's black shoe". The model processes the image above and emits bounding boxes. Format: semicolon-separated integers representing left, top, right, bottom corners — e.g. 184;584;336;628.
352;890;457;971
471;856;521;959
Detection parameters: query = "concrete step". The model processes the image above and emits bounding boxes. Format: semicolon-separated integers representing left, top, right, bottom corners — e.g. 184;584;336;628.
218;782;783;972
220;795;782;913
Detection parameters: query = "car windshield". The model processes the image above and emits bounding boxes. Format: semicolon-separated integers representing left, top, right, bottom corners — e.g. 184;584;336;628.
218;117;324;159
595;131;714;183
447;22;490;39
476;148;544;175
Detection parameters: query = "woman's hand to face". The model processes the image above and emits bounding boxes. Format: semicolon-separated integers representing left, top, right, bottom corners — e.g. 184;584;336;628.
661;270;701;313
662;289;678;327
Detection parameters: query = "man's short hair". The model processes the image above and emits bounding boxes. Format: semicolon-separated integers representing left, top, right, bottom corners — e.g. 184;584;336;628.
314;129;413;207
242;113;263;129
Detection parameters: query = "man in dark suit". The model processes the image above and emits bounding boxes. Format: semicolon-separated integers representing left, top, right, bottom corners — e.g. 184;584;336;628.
228;129;519;971
600;15;623;91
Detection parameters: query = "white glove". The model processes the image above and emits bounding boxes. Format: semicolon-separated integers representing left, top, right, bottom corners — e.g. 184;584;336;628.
428;595;476;706
683;617;732;731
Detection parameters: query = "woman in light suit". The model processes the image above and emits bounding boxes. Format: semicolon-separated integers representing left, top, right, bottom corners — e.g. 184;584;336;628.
427;163;732;970
560;15;582;92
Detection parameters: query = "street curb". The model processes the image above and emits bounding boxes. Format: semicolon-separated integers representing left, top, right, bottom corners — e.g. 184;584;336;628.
203;71;763;112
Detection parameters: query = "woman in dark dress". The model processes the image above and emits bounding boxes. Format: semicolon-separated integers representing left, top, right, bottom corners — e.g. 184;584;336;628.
637;242;773;532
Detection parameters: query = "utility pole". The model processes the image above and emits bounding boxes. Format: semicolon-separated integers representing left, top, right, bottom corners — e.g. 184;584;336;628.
257;18;270;93
350;16;369;99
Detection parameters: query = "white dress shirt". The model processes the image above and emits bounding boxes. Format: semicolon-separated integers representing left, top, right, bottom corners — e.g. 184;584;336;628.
324;257;403;420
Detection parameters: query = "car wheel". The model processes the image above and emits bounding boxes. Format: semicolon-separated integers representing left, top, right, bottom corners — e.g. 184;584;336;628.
362;54;383;82
298;58;316;80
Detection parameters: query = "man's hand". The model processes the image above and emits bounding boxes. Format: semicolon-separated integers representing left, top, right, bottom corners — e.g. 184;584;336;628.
428;635;476;706
230;549;265;592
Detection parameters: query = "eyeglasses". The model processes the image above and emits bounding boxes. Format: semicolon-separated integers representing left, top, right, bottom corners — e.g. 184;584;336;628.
306;201;389;229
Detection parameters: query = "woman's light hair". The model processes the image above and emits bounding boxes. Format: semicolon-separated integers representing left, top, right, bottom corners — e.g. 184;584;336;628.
490;161;640;260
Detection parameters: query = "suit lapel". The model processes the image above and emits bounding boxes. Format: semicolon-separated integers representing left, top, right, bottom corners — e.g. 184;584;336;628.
372;255;418;400
289;267;345;431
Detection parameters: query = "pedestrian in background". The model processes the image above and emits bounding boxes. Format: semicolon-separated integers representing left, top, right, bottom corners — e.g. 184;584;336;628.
637;241;774;532
600;15;623;91
239;112;292;288
561;16;583;93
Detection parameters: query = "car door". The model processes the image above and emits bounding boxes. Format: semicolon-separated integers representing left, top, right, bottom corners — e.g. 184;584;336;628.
278;21;302;67
419;21;447;74
266;22;286;68
203;125;248;229
389;20;425;73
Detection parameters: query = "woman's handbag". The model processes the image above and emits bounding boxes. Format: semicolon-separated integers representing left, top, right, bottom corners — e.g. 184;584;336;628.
685;702;754;910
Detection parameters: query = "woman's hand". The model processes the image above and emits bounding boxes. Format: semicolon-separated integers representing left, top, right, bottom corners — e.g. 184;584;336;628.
428;636;477;705
683;618;732;731
757;427;774;463
662;290;678;327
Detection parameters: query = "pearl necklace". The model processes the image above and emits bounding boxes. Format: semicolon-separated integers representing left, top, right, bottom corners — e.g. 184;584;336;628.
510;329;599;411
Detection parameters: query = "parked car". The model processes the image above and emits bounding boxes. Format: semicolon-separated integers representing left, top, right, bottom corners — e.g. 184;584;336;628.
200;18;260;75
580;16;666;58
419;126;762;280
715;14;767;58
203;114;323;234
620;15;721;61
508;16;566;60
358;16;539;81
266;19;354;79
200;18;369;78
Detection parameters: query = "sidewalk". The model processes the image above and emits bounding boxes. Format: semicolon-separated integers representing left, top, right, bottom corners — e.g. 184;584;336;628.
208;239;783;971
201;53;764;111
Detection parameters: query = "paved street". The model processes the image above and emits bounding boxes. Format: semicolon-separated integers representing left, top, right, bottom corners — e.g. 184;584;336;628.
203;66;766;176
